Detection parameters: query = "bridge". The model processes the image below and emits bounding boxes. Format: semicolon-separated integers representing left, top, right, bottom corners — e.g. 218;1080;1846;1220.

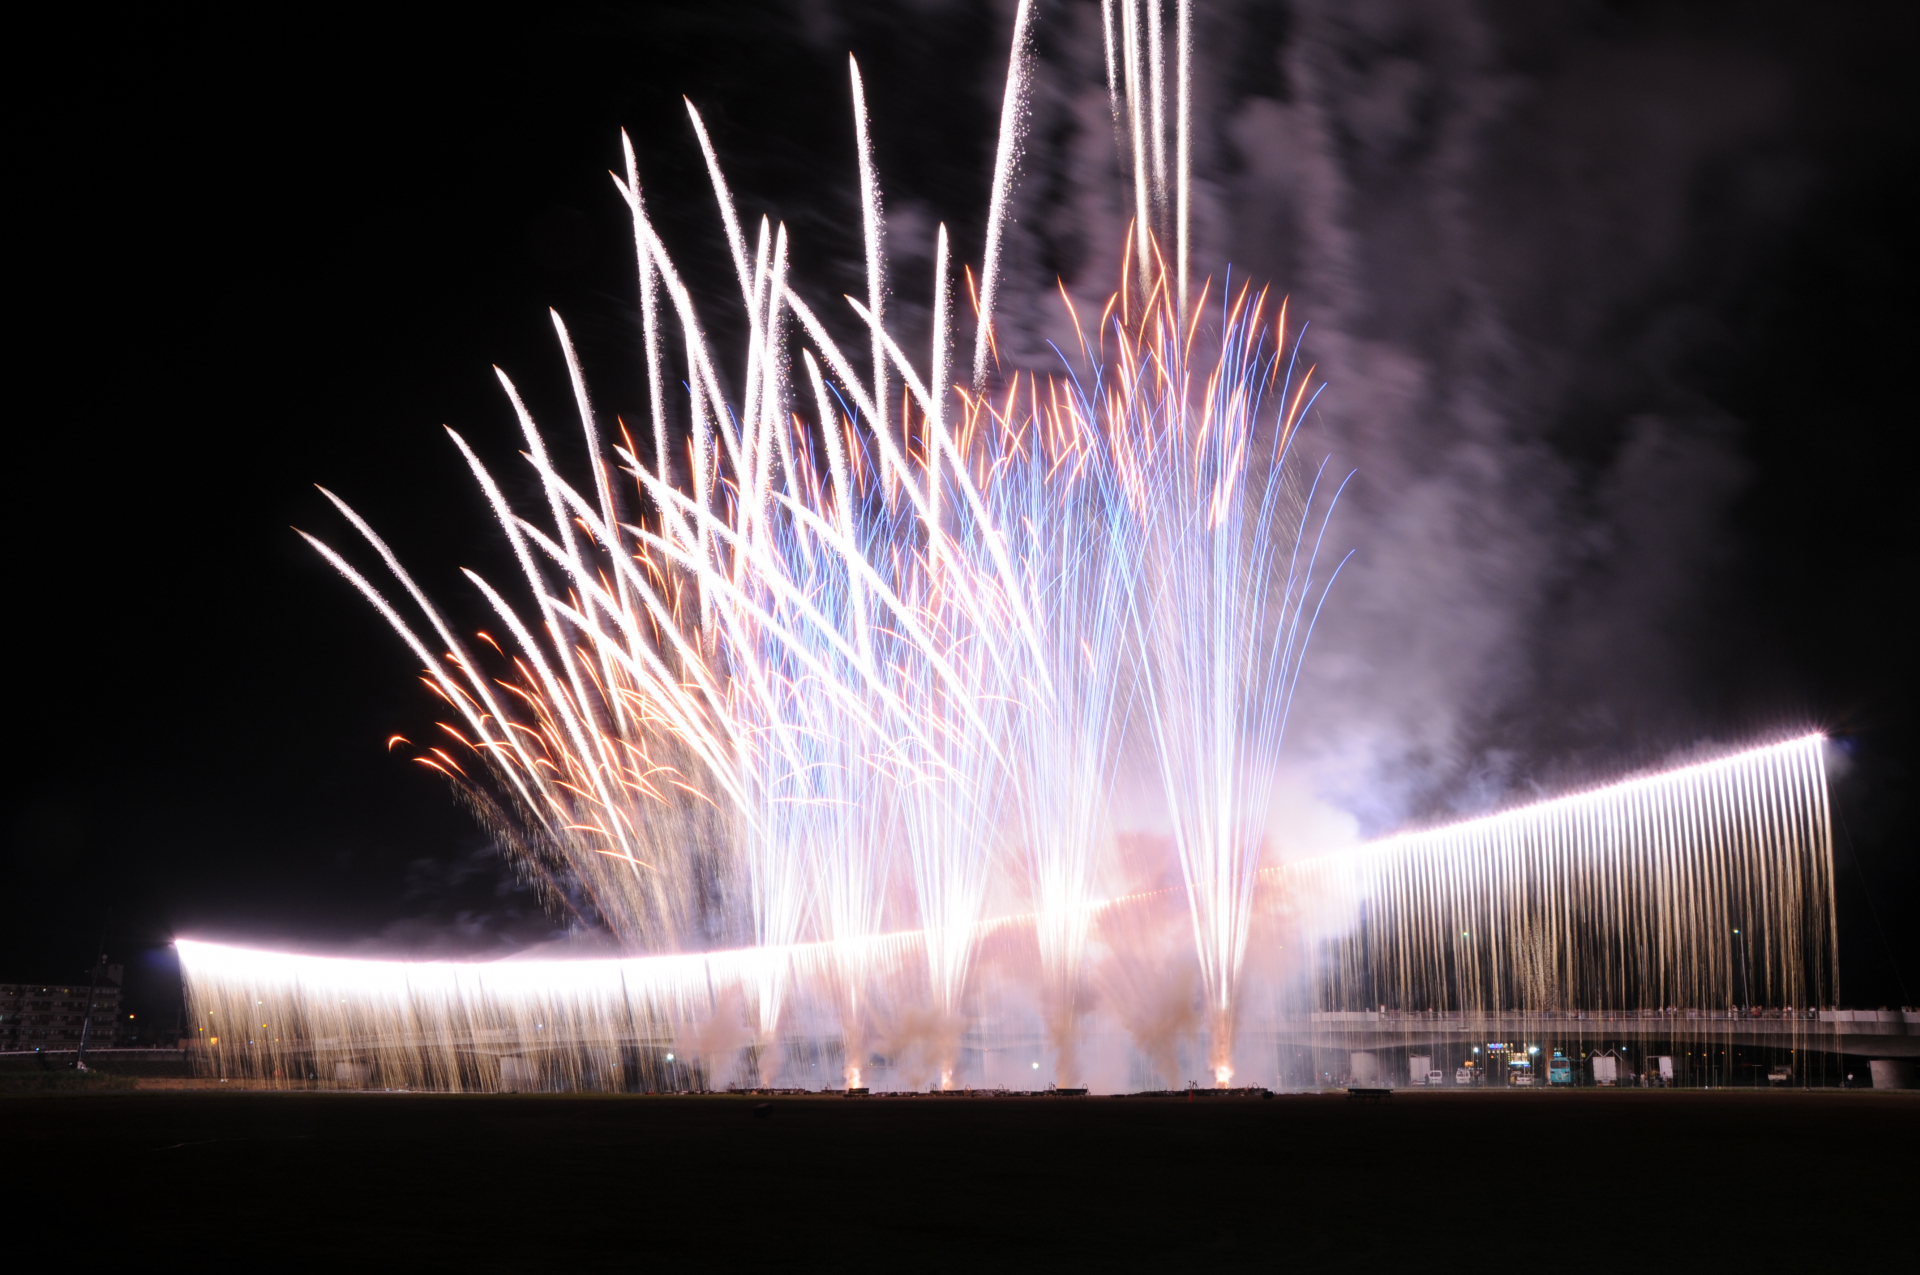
172;1007;1919;1083
1274;1008;1920;1058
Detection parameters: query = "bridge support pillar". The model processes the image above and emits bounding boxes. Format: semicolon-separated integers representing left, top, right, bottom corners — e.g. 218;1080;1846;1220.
1868;1059;1912;1089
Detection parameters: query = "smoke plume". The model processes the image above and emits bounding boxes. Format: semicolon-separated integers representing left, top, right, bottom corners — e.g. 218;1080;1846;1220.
802;0;1881;832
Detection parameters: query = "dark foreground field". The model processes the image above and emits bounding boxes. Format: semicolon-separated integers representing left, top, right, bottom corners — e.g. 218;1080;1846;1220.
7;1089;1913;1270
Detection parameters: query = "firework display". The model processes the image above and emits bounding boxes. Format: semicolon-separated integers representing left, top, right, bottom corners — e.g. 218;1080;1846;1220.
180;6;1839;1092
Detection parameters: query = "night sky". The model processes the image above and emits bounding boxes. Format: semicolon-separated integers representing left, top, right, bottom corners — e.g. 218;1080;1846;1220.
9;1;1915;1027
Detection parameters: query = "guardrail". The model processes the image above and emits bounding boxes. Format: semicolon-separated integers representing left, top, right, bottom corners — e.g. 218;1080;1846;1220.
169;1009;1920;1070
1277;1009;1920;1057
1306;1009;1920;1024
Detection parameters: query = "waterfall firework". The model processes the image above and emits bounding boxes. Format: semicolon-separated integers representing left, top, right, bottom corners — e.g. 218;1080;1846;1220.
179;734;1837;1091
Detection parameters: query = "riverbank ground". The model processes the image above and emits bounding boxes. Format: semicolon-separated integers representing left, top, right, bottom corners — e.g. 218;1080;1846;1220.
6;1089;1911;1270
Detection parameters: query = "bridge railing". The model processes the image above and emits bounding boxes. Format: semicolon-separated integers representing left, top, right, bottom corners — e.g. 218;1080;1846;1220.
1306;1008;1918;1024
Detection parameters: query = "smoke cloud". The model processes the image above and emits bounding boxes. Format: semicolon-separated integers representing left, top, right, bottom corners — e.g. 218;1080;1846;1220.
815;0;1868;832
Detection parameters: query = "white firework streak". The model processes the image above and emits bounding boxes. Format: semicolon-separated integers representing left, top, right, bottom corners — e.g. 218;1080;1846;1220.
1120;286;1351;1086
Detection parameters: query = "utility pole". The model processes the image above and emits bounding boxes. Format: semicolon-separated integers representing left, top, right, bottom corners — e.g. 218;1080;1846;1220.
1734;926;1749;1010
74;920;110;1071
